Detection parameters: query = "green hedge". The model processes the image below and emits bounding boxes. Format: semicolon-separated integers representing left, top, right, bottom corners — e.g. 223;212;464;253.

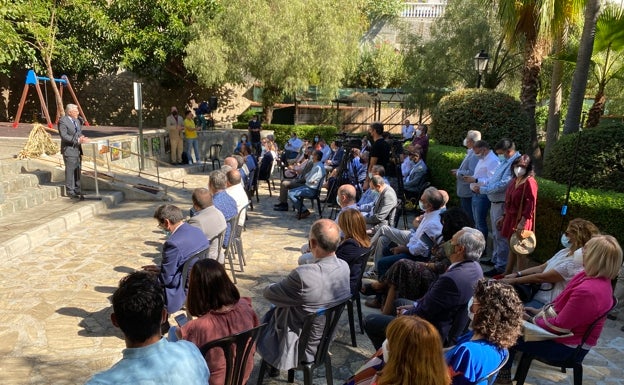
431;89;531;154
542;122;624;193
232;123;338;148
428;144;624;262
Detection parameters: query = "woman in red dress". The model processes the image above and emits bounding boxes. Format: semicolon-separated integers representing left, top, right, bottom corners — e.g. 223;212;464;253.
497;154;538;275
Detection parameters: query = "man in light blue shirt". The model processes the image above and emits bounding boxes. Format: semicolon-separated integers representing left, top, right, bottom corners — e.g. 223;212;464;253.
86;271;209;385
288;150;325;219
477;139;520;276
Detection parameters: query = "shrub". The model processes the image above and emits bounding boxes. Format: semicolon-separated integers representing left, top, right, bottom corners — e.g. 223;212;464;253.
428;144;624;263
231;123;338;148
431;89;531;153
542;122;624;193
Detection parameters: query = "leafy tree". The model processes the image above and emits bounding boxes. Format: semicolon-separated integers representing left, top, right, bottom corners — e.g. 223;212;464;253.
362;0;404;22
563;0;601;134
0;0;112;114
490;0;584;170
584;4;624;128
184;0;363;123
105;0;219;85
428;0;521;90
344;41;406;88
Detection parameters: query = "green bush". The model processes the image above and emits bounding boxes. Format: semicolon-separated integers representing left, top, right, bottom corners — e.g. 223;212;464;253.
542;122;624;193
431;89;531;153
231;123;338;148
428;144;624;262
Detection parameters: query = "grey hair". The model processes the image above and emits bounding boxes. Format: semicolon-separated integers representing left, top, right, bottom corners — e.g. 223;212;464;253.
371;175;385;188
422;187;444;210
66;104;78;112
466;130;481;142
208;170;227;190
457;227;485;261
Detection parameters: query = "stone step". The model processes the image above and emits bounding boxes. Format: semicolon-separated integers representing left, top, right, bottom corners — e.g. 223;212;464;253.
0;158;29;177
0;190;123;259
1;169;52;194
0;183;64;218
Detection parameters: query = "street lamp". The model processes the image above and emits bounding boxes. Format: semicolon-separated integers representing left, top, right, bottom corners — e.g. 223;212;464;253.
474;50;489;89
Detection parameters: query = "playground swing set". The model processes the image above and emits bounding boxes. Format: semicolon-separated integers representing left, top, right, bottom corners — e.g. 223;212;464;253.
12;69;89;130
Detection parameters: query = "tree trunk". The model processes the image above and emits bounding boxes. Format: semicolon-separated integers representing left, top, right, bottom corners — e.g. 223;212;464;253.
563;0;601;134
262;104;274;125
45;60;64;119
519;41;545;173
261;85;282;125
543;37;564;163
586;90;606;128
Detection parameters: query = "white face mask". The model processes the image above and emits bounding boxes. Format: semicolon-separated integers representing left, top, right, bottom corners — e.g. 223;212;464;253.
381;339;390;362
418;201;426;211
514;167;526;177
463;138;468;147
336;195;341;206
560;234;571;248
467;297;475;321
415;129;422;137
368;172;374;179
573;248;584;265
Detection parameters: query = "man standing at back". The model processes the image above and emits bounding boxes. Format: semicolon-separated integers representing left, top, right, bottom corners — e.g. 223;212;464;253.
451;130;481;223
248;114;262;155
187;188;227;260
365;122;391;190
166;107;184;165
86;272;209;384
58;103;89;200
143;204;209;314
256;219;351;374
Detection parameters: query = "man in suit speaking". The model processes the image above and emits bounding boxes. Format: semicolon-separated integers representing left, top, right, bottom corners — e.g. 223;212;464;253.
58;104;89;199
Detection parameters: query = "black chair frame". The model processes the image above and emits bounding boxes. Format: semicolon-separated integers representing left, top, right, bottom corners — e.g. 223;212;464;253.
514;296;618;385
199;323;266;385
180;246;210;292
346;247;373;347
295;175;325;219
203;143;222;171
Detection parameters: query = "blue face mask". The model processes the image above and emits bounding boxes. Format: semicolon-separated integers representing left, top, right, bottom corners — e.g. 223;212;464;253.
560;234;571;248
497;154;506;162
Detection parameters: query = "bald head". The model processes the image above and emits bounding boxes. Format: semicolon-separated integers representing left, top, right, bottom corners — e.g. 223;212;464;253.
309;219;341;258
192;188;213;210
337;184;357;208
226;169;242;186
224;157;238;170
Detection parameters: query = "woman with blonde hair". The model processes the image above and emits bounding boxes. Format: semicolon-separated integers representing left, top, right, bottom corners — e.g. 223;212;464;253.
497;235;622;384
446;279;524;385
337;208;371;296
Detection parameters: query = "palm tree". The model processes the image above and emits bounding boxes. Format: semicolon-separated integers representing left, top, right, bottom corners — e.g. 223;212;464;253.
563;0;602;134
492;0;584;168
585;4;624;127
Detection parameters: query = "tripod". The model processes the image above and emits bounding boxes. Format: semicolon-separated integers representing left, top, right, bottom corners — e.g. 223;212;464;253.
321;146;359;215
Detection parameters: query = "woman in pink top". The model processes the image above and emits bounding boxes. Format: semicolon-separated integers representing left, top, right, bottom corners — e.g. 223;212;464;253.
175;259;259;385
496;235;622;384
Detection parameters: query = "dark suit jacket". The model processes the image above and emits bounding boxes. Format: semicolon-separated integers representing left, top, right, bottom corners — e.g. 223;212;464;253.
159;222;209;313
407;260;483;343
58;115;83;157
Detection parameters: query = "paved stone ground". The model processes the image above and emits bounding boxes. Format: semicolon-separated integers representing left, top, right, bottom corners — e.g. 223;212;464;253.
1;169;624;384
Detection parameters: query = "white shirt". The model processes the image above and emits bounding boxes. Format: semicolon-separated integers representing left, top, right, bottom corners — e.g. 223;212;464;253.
472;151;499;188
402;124;415;140
226;183;248;226
533;248;584;305
406;209;443;257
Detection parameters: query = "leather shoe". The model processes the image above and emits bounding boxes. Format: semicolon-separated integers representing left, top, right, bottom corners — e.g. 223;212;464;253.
298;210;311;219
480;259;495;266
273;205;289;211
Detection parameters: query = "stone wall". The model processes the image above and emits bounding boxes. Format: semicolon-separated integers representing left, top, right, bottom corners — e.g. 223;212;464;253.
0;69;251;129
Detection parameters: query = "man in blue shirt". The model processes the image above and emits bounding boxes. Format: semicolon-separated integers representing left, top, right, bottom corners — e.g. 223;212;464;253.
209;170;238;256
86;272;209;384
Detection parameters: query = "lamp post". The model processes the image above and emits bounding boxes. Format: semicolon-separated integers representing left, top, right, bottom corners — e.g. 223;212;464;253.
474;50;489;89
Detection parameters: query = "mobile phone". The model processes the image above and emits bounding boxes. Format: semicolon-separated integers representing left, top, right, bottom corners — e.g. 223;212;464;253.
174;314;189;327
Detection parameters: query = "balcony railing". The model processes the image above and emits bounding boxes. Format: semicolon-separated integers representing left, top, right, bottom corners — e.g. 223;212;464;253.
401;2;446;18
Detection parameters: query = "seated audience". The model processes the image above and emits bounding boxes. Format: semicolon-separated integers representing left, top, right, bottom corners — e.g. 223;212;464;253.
497;235;623;384
257;219;351;374
172;259;259;385
446;279;523;385
357;165;386;216
86;272;209;384
209;170;238;254
498;218;600;308
364;175;397;232
403;150;428;194
143;204;209;314
364;227;485;349
365;207;473;315
287;150;325;219
225;169;248;227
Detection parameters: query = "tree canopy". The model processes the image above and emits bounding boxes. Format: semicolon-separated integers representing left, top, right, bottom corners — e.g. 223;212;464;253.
183;0;364;123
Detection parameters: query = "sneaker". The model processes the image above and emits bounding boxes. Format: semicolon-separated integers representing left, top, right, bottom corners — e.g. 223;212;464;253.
363;270;378;280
